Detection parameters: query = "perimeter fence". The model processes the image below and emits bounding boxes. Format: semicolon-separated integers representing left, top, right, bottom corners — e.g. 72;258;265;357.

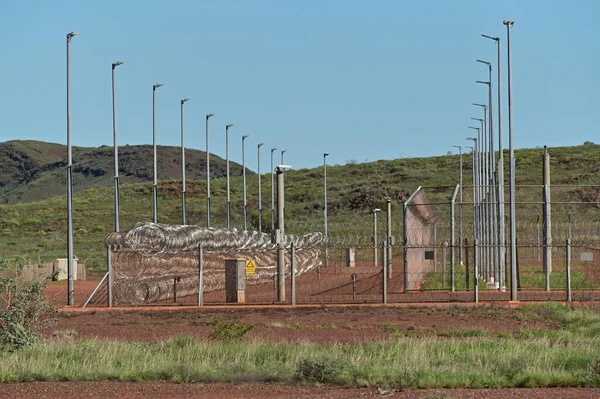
84;184;600;307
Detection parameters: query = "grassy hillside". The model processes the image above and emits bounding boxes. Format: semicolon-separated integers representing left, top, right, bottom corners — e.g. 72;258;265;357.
0;140;250;204
1;142;600;271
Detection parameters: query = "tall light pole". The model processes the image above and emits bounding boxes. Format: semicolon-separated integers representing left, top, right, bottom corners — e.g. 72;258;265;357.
472;114;487;282
111;60;123;233
467;136;479;283
504;19;517;301
225;124;234;228
482;33;505;290
242;134;250;230
270;147;277;231
205;113;215;227
66;30;79;306
372;208;381;267
452;145;463;265
180;98;190;225
281;149;287;165
477;64;498;287
257;143;264;232
152;82;164;224
323;152;329;267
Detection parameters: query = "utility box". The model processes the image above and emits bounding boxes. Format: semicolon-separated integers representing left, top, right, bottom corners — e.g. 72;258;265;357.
225;259;246;303
346;248;355;267
53;258;78;281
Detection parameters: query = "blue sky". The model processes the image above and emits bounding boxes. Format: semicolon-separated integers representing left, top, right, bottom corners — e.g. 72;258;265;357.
0;0;598;171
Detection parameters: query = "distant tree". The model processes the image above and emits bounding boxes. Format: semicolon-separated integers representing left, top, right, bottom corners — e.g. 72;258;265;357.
584;141;595;146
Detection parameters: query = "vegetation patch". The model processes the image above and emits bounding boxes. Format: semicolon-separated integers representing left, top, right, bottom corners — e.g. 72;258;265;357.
209;319;254;342
0;261;51;351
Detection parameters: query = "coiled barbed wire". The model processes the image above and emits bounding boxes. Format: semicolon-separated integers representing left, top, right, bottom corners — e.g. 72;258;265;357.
106;223;325;253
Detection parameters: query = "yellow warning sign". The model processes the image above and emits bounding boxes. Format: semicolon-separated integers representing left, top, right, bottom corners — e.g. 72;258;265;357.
245;259;257;275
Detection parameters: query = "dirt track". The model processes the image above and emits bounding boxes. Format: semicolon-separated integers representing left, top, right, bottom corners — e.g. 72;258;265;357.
1;383;599;399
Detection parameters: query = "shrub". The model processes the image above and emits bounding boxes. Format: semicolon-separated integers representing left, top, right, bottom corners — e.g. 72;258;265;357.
587;358;600;387
0;260;52;351
295;356;344;384
209;319;254;342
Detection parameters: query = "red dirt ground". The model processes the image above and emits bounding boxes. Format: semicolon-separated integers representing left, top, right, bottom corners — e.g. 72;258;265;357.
1;383;599;399
47;305;552;343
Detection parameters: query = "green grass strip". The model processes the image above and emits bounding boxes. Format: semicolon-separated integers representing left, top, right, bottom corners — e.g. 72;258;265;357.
1;336;599;388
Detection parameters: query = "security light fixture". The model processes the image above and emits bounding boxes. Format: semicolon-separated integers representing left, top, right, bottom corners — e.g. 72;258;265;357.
481;34;499;41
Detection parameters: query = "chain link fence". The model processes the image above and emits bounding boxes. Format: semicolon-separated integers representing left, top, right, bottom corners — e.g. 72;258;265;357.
84;183;600;307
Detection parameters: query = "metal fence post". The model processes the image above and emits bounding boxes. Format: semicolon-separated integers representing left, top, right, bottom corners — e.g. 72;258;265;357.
566;238;571;303
536;215;541;263
382;240;388;304
291;242;296;306
386;198;393;279
442;243;447;291
474;239;479;303
276;166;286;302
465;238;470;291
198;246;204;306
543;147;552;291
543;184;552;292
107;245;113;307
566;213;572;303
450;184;459;292
403;202;408;293
433;222;438;273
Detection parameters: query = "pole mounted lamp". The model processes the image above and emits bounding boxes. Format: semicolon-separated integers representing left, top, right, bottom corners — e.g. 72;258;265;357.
504;18;517;301
257;142;264;232
281;149;287;165
482;32;505;290
242;134;250;230
111;60;123;234
205;113;215;227
270;147;277;231
66;30;79;306
372;208;382;267
180;98;190;225
152;82;164;224
225;124;234;228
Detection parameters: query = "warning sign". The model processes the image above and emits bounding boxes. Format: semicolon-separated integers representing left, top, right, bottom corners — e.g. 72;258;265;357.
245;259;257;275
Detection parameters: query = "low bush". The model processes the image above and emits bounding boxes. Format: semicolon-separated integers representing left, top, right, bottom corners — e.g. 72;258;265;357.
209;319;254;342
295;356;344;384
0;259;51;351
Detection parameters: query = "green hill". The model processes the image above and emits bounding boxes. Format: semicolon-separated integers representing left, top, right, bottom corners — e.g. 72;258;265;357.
0;140;250;204
1;142;600;271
